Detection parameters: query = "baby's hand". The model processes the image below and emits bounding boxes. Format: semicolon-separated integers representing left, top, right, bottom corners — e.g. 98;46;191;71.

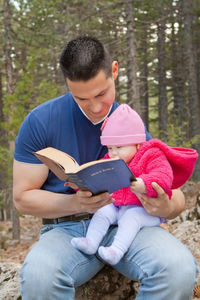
130;178;146;194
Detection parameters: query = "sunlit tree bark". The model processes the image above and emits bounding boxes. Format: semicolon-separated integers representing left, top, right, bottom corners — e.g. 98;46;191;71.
4;0;20;239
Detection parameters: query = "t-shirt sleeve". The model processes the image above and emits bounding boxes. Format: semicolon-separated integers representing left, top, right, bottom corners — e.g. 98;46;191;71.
14;111;48;164
144;125;152;141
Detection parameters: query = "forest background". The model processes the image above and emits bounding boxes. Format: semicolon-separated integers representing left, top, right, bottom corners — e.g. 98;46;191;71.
0;0;200;239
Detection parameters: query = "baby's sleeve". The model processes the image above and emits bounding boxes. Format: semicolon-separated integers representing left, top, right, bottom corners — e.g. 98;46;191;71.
139;148;173;198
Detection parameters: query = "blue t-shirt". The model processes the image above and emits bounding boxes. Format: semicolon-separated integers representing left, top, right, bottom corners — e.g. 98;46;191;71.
14;93;151;194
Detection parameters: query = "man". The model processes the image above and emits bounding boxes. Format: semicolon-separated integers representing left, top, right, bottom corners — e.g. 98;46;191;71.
13;36;198;299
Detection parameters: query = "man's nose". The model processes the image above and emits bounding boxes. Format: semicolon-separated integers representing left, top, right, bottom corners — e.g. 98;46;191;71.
89;99;103;113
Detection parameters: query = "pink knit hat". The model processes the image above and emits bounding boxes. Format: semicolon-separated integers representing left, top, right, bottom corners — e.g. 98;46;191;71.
100;104;146;146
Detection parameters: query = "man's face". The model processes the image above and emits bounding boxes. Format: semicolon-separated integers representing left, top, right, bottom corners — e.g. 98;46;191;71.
67;62;118;123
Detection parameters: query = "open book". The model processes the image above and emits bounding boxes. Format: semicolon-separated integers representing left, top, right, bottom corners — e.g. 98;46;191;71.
34;147;136;195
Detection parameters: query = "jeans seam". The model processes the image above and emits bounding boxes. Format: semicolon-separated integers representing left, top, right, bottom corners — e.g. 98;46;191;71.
69;255;99;277
120;257;149;280
81;220;88;235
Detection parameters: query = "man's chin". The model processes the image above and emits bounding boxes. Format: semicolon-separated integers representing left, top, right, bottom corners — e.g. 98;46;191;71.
88;113;107;123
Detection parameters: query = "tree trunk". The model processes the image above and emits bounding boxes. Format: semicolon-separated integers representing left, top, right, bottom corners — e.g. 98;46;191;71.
140;28;149;130
192;11;200;112
157;13;168;142
0;68;5;221
183;0;200;180
125;0;140;114
4;0;14;95
4;0;20;239
170;6;188;144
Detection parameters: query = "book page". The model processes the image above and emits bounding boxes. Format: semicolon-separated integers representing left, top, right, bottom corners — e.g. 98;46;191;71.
35;147;78;173
35;147;120;174
77;157;119;171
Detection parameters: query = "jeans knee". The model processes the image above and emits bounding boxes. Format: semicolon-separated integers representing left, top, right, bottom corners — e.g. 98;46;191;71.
20;250;74;299
170;255;198;289
122;227;198;299
153;245;198;294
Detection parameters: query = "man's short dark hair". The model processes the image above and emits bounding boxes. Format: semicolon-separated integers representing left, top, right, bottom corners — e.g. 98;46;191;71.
60;36;113;81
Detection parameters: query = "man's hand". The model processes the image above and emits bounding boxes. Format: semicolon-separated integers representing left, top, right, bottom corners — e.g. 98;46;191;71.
137;182;173;218
74;190;114;214
65;181;114;214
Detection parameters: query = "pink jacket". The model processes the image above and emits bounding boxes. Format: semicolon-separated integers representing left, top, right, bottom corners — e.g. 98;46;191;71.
104;139;198;207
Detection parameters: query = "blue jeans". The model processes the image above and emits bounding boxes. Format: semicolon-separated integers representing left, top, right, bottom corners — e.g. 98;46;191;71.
20;220;198;300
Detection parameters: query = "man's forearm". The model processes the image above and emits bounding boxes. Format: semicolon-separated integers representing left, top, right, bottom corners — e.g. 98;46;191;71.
166;188;185;219
14;189;80;218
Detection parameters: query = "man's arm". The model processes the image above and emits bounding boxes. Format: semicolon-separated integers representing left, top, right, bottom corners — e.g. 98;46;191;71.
138;182;185;219
13;160;112;218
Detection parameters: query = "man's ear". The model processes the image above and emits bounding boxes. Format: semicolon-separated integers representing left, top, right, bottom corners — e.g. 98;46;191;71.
112;61;118;80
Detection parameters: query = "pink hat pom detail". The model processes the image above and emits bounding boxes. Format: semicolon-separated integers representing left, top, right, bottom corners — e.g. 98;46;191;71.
100;104;146;146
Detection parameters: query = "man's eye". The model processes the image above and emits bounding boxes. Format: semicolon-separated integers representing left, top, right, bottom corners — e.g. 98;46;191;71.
98;93;104;97
97;90;106;97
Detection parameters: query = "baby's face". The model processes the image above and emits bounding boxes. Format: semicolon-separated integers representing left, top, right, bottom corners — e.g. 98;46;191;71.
107;145;138;163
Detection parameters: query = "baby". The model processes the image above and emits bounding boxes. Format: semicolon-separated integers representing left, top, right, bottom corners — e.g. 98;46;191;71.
71;104;198;265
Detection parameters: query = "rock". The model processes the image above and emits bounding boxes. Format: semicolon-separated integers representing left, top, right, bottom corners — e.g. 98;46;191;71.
171;220;200;254
169;219;200;285
181;181;200;209
0;262;138;300
75;266;139;299
0;262;21;300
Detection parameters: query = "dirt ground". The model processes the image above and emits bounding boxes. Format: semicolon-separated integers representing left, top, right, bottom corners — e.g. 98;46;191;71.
0;216;42;264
